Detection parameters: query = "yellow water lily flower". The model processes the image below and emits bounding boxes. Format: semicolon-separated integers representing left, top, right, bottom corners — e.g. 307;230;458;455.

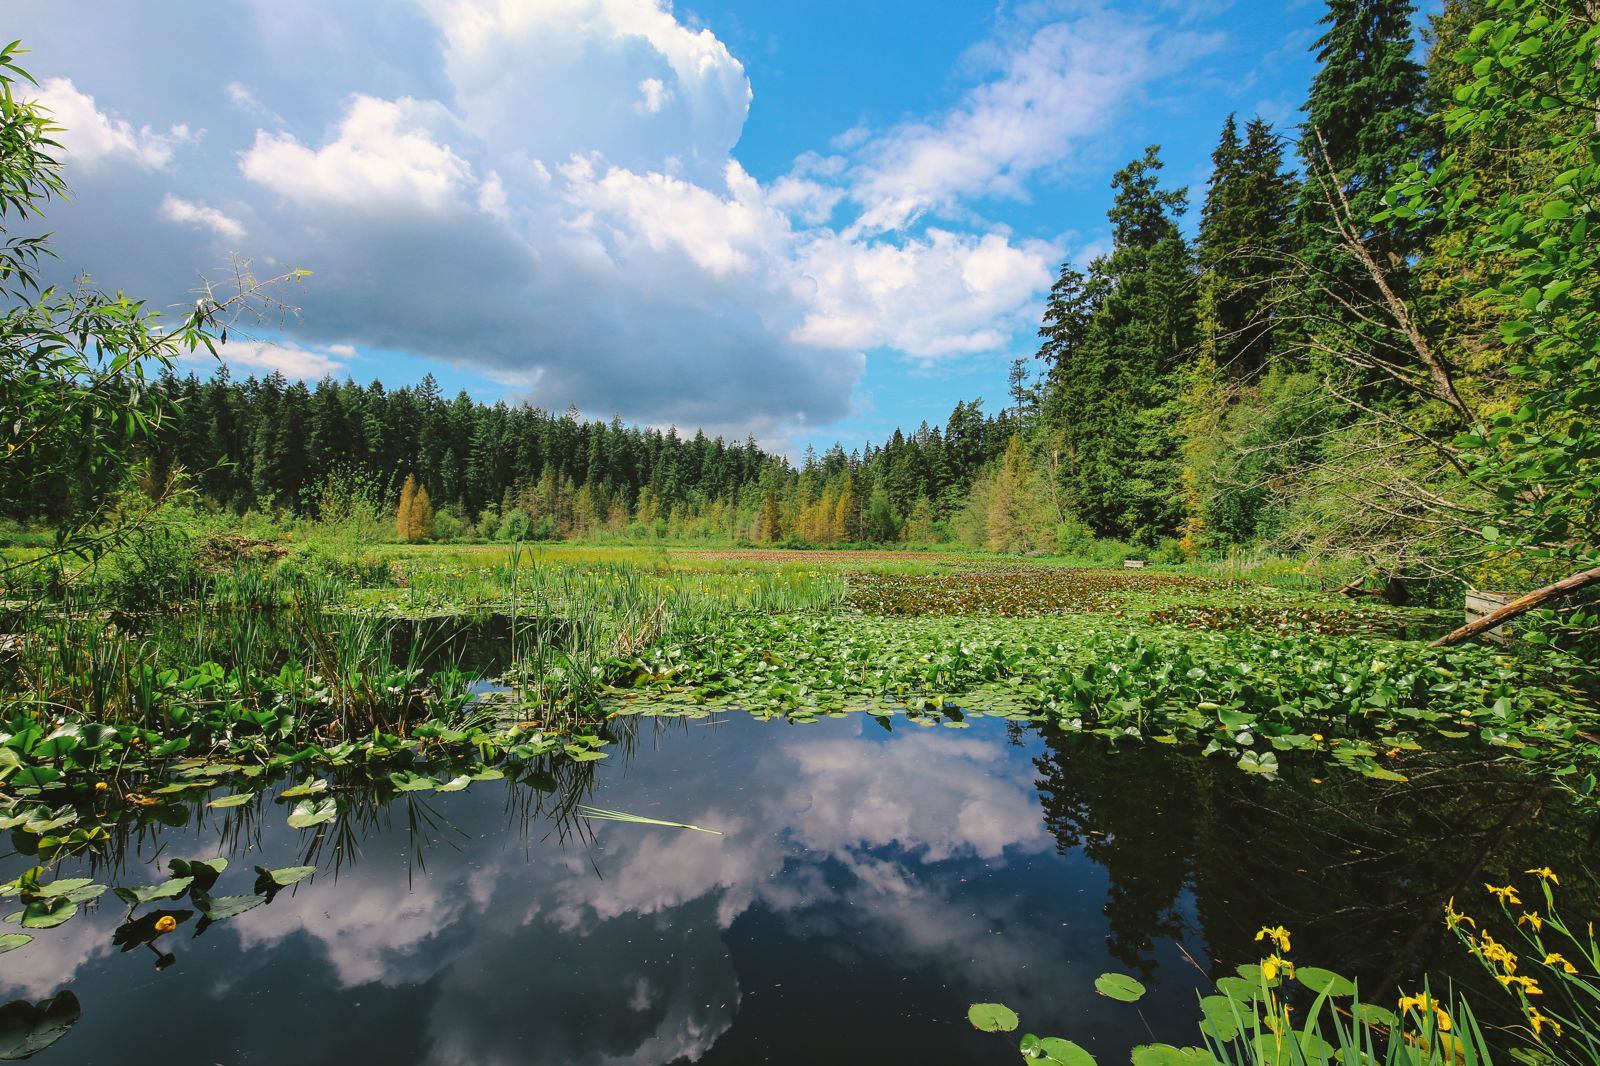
1485;883;1521;905
1525;867;1559;885
1255;925;1292;954
154;915;177;934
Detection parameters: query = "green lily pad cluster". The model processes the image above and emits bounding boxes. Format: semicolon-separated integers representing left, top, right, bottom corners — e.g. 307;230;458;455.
602;608;1597;803
0;855;317;954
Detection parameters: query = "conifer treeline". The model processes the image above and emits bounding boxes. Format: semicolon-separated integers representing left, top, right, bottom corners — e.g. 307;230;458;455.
129;369;1022;543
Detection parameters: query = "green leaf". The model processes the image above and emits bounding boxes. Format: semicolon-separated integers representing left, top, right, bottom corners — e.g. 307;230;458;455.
1296;967;1356;997
113;877;193;905
1131;1046;1222;1066
195;893;266;921
1094;972;1146;1002
253;865;316;892
0;934;31;955
169;857;227;893
6;898;76;929
967;1002;1019;1032
0;991;80;1059
1020;1035;1096;1066
287;797;337;829
206;793;255;809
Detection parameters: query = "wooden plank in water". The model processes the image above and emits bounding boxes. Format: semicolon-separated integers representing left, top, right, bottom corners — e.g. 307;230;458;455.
1465;589;1514;643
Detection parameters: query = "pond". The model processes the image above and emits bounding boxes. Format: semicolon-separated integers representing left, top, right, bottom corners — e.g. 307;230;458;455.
3;706;1595;1064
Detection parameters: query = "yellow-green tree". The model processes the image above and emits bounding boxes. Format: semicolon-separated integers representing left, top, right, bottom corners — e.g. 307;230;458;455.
396;475;433;541
396;476;417;541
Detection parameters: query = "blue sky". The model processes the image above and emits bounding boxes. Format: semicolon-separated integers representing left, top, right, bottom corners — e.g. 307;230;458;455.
10;0;1434;458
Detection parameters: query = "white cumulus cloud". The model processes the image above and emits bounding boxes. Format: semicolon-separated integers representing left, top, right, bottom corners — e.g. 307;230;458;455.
159;194;246;242
32;77;193;170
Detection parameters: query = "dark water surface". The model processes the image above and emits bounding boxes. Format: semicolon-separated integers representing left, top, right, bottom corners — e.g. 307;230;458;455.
2;711;1594;1064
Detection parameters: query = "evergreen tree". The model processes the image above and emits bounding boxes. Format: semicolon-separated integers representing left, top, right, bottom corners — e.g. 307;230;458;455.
1059;147;1198;543
1197;115;1297;378
1296;0;1428;277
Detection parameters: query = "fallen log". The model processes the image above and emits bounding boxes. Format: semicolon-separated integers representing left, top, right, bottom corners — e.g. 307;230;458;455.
1431;565;1600;647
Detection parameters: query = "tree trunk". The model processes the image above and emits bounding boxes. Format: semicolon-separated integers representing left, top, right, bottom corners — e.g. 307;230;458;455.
1431;565;1600;647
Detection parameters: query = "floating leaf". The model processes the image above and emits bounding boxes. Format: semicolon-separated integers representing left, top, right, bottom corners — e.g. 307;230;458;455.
113;878;194;905
279;777;328;799
1132;1045;1222;1066
0;935;31;956
195;894;266;921
206;793;255;809
287;798;337;829
0;991;80;1059
6;898;76;929
1297;967;1356;997
169;857;227;893
1094;973;1146;1002
967;1003;1019;1033
253;866;315;893
1020;1035;1096;1066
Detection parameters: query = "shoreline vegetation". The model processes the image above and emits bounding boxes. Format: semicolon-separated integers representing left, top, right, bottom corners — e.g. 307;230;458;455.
3;0;1600;1063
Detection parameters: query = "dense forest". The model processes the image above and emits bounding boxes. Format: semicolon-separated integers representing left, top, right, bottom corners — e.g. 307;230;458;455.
7;0;1596;598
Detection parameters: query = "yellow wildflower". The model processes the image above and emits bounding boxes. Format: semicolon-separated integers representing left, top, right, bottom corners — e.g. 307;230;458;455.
154;915;177;934
1520;912;1544;933
1255;925;1292;954
1542;953;1578;974
1526;1008;1562;1039
1525;867;1559;885
1311;733;1325;742
1261;954;1295;982
1485;883;1521;905
1497;975;1544;995
94;782;108;791
1399;992;1452;1032
1444;898;1476;931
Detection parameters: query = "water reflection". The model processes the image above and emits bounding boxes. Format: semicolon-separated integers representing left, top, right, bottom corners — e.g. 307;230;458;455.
1;714;1595;1064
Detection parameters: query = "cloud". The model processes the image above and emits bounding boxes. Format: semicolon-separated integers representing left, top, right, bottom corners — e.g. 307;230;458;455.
197;338;353;379
6;0;1211;444
240;95;476;213
795;228;1055;360
839;8;1218;233
31;77;193;170
159;195;246;242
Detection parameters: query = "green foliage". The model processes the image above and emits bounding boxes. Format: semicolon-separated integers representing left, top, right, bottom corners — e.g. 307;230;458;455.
0;44;304;558
971;943;1496;1066
1385;3;1600;578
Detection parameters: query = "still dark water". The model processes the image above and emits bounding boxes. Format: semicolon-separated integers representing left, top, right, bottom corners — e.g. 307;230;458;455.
2;711;1594;1064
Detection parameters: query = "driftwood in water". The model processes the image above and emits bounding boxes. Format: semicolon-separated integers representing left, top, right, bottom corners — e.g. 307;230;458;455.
1432;565;1600;648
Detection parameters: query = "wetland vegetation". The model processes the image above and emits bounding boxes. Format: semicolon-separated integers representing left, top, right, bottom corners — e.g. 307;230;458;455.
3;0;1600;1063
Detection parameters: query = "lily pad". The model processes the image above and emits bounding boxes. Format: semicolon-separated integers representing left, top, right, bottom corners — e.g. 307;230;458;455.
253;866;316;893
195;894;266;921
968;1003;1019;1033
287;798;337;829
1296;967;1356;997
1094;972;1146;1003
206;793;256;809
169;857;227;893
5;898;76;930
1020;1035;1096;1066
1132;1045;1222;1066
0;991;80;1059
113;878;194;905
0;935;31;956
